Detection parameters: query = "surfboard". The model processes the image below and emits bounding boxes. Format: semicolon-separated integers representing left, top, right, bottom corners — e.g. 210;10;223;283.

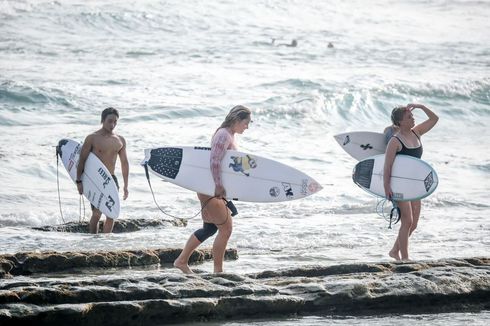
141;146;323;203
334;131;387;161
57;139;120;219
352;154;438;201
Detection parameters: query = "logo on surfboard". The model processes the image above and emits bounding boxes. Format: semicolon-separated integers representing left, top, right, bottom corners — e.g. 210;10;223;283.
282;182;294;199
424;172;434;192
343;135;350;146
68;160;74;172
98;167;112;188
105;195;115;212
269;186;280;197
229;155;257;176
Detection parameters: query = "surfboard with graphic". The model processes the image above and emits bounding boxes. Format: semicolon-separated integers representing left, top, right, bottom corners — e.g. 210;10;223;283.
141;146;322;203
352;154;438;201
334;131;387;161
57;139;120;219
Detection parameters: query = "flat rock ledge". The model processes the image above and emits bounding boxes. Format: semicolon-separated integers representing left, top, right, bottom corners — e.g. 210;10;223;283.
32;218;187;233
0;248;238;277
0;257;489;325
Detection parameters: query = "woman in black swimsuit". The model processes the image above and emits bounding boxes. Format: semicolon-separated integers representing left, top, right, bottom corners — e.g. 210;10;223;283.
384;104;439;261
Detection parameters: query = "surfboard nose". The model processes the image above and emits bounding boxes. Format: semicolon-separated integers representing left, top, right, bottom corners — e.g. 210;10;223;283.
308;180;323;194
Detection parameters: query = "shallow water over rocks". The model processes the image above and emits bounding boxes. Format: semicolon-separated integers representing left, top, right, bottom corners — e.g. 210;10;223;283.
31;218;187;233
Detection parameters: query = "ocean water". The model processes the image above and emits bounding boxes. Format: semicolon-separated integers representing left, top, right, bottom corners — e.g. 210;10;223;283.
0;0;489;324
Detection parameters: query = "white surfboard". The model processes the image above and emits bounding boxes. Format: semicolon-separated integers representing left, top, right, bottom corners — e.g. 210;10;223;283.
352;154;438;201
334;131;387;161
141;146;323;203
57;139;120;219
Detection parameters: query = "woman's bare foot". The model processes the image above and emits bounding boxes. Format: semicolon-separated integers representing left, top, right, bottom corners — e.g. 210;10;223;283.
389;249;401;261
173;260;193;274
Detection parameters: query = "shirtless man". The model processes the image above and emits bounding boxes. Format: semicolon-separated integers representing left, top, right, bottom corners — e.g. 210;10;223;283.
76;107;129;233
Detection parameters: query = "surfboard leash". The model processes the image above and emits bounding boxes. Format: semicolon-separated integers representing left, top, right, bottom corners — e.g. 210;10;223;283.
376;198;401;229
79;194;86;223
56;145;86;228
143;163;217;222
55;146;67;225
388;200;401;229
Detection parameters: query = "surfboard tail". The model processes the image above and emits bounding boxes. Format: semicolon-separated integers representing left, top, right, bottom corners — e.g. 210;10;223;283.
56;139;70;158
140;149;152;166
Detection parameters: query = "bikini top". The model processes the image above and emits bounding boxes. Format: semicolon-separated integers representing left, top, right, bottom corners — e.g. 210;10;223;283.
394;130;423;159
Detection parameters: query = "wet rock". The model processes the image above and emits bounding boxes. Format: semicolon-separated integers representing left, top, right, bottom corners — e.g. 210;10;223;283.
31;218;187;233
0;248;238;277
0;257;488;325
0;259;14;278
252;263;389;278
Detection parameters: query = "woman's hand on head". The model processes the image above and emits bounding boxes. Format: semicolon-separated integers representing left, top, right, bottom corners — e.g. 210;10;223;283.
407;103;426;111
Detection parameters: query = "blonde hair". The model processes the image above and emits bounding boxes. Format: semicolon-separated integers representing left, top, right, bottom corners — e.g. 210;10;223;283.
390;106;406;126
215;105;251;134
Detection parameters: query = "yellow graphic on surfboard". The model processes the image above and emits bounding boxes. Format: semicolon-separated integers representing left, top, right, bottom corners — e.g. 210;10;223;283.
229;155;257;176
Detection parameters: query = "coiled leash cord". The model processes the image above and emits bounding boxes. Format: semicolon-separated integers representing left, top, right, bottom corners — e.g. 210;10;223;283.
376;198;401;229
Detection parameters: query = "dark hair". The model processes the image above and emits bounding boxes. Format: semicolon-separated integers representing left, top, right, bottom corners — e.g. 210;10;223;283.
390;106;406;126
101;107;119;123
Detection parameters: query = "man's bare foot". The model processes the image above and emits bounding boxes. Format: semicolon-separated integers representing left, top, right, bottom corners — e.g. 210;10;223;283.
173;260;193;274
389;249;401;261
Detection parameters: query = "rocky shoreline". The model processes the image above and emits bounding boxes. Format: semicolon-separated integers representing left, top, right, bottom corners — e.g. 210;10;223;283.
0;254;488;325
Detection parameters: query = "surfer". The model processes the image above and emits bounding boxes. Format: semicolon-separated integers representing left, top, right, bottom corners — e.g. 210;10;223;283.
271;38;298;47
174;105;252;274
383;104;438;261
286;39;298;47
76;107;129;234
